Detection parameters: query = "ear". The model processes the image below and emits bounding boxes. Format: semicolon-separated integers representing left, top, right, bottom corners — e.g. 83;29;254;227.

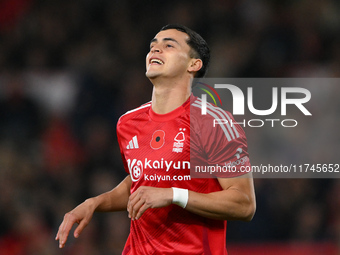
188;59;203;75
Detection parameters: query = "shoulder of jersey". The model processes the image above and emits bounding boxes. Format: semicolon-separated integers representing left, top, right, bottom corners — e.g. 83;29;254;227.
191;96;230;119
191;96;242;141
118;101;152;124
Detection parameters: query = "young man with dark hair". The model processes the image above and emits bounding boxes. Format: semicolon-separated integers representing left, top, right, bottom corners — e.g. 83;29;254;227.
56;24;256;254
159;24;210;78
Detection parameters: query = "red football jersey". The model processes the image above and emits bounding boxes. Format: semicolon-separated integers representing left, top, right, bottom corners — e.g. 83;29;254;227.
117;95;250;255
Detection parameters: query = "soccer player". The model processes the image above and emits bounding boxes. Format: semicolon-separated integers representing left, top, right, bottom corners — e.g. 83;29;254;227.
56;24;256;254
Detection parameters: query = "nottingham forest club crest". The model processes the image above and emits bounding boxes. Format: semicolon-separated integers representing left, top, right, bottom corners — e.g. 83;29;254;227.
172;128;186;153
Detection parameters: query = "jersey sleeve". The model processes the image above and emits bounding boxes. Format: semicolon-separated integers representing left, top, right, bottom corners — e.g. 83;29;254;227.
116;118;129;175
191;108;251;178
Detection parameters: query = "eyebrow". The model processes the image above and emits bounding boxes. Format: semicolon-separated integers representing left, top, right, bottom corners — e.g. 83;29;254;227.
150;37;180;45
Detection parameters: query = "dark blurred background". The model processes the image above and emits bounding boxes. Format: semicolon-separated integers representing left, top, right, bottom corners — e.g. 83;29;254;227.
0;0;339;254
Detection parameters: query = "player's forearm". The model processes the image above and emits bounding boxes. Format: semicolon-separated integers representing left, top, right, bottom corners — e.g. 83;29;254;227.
185;188;256;221
90;175;131;212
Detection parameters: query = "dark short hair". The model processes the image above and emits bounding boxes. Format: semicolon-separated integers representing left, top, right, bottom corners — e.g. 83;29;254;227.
160;24;210;78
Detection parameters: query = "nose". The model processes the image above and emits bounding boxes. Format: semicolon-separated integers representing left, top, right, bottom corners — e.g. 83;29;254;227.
151;45;161;53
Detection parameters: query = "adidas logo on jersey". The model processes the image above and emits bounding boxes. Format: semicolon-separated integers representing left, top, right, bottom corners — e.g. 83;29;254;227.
127;135;139;149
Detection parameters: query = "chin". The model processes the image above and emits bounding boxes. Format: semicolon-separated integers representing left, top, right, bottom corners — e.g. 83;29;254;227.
146;71;161;79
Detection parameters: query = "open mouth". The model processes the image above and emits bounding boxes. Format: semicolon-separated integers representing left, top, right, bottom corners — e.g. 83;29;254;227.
150;58;164;65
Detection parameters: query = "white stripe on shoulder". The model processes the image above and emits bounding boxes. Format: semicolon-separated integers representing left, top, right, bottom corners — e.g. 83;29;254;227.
121;102;151;117
192;103;232;141
196;97;239;138
192;99;240;141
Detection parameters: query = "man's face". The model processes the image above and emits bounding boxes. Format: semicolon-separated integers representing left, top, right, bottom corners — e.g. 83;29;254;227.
146;29;193;80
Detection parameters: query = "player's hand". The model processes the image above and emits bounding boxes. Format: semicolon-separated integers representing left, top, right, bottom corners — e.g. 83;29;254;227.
127;186;172;220
55;199;96;248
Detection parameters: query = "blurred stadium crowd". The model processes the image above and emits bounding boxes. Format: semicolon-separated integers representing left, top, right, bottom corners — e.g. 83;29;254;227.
0;0;340;254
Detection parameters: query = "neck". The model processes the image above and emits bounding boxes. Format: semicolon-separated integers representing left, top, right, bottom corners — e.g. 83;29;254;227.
150;77;192;114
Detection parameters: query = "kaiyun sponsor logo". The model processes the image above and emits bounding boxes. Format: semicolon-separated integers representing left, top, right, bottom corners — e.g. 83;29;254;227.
127;158;190;182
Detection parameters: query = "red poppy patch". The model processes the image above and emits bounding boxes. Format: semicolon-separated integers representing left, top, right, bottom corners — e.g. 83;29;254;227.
150;130;165;150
